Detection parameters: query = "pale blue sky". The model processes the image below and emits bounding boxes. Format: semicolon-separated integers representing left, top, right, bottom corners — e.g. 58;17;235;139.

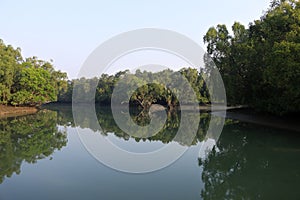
0;0;270;78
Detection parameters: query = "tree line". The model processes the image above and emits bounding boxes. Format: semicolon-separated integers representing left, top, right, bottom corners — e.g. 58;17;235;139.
204;0;300;115
0;37;210;109
60;68;210;110
1;0;299;115
0;39;68;106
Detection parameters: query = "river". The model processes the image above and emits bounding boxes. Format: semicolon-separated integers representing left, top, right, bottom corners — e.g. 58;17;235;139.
0;105;299;199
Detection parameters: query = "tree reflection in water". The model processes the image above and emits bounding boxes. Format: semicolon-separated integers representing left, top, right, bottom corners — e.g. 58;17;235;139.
199;122;300;200
1;105;300;199
0;105;212;184
55;105;211;145
0;110;67;184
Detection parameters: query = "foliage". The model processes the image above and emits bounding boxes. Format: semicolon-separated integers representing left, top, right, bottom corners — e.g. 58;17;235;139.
65;68;210;110
203;0;300;115
2;0;299;115
0;40;22;104
0;40;68;106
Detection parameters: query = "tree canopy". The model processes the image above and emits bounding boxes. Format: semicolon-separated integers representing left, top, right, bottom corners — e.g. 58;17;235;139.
204;0;300;115
1;0;299;115
0;39;67;106
62;68;210;110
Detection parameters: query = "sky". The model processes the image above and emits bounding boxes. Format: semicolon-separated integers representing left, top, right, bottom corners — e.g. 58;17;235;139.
0;0;271;78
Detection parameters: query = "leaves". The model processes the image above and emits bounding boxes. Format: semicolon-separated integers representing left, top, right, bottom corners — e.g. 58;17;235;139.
203;0;300;115
0;41;68;106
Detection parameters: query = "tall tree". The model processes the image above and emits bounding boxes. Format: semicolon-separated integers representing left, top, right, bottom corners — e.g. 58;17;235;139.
0;40;22;104
0;40;68;106
204;0;300;114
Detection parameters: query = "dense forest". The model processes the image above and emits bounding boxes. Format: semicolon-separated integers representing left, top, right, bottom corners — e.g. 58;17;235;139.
0;39;68;106
60;68;210;110
0;0;299;115
204;0;300;114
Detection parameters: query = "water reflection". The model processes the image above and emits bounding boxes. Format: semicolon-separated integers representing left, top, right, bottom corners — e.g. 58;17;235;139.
0;105;299;199
0;105;211;183
0;110;67;184
56;105;211;146
199;122;300;199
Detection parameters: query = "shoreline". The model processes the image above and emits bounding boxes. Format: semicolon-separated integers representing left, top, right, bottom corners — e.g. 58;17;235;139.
214;108;300;132
44;102;242;111
0;105;39;119
2;103;299;132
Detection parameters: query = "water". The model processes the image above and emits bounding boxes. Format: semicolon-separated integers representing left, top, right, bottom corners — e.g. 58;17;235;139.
0;105;299;199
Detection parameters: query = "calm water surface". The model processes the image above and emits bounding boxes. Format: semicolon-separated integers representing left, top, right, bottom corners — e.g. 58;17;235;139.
0;105;299;199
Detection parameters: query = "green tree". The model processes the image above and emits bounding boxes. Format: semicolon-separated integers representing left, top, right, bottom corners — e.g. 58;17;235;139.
0;40;68;106
0;39;22;104
203;0;300;114
11;66;56;106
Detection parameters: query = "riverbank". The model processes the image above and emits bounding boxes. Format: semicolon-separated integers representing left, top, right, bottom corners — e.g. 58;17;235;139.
43;102;243;111
213;108;300;132
2;103;300;132
0;105;39;119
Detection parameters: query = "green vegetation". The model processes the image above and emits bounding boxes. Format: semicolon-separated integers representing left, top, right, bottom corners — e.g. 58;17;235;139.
1;0;299;115
61;68;210;110
0;40;67;106
204;0;300;115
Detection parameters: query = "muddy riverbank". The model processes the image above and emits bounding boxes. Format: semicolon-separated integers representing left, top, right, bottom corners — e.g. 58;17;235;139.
0;105;38;119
